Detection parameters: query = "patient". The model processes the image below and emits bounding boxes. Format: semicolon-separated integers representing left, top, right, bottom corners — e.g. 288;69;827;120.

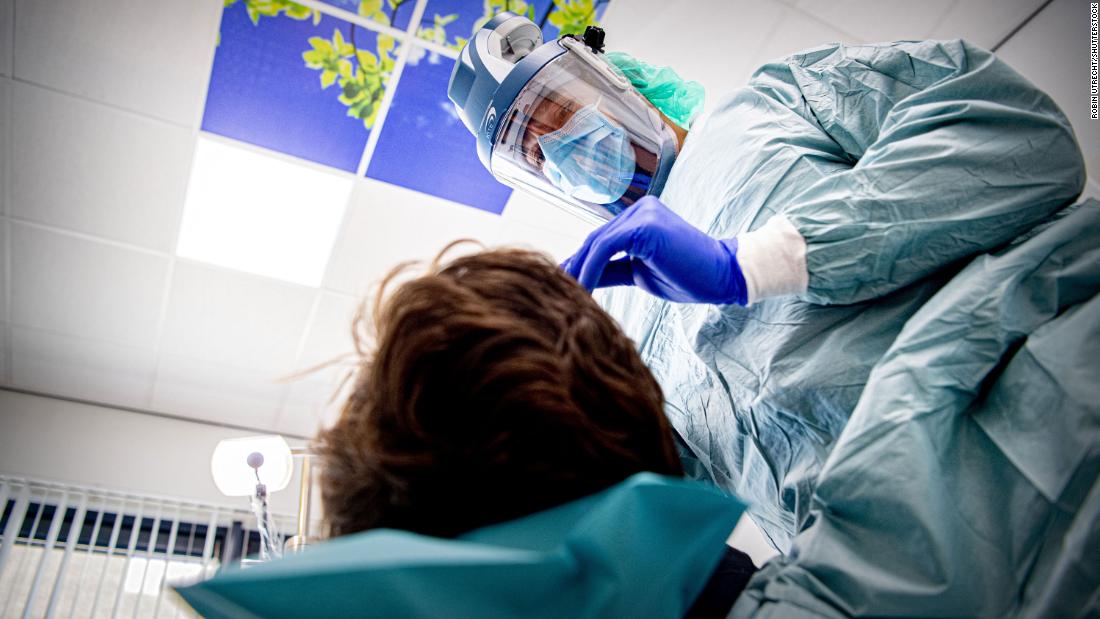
313;245;755;617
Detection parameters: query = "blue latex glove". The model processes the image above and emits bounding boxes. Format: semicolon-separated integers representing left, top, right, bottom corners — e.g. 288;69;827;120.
562;196;748;305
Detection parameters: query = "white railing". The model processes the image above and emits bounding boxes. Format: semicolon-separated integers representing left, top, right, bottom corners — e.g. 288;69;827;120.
0;476;294;618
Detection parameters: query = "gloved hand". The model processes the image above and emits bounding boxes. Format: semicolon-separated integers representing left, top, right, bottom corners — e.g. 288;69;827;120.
562;196;748;305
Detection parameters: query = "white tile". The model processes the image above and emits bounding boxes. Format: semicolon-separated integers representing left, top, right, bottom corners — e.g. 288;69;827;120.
0;324;7;384
152;354;286;429
0;79;8;216
790;0;956;44
278;366;351;438
11;83;194;251
601;0;790;105
13;0;221;127
275;291;361;435
9;223;170;348
500;190;597;240
996;0;1100;183
297;291;361;370
750;5;865;69
0;0;10;76
323;179;503;295
9;325;156;408
0;218;7;323
929;0;1046;50
160;261;315;373
496;219;587;264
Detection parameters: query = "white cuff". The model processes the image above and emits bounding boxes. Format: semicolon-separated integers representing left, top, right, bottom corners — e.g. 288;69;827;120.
735;215;808;305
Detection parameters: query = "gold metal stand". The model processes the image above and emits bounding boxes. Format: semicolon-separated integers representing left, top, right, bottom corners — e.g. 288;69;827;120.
284;449;318;553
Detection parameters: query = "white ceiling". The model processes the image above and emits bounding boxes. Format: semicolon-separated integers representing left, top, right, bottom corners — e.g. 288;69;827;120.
1;0;1080;439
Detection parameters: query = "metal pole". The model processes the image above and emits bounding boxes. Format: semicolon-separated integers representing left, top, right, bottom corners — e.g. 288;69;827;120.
153;505;181;617
0;484;31;601
110;498;146;619
132;503;164;619
89;495;127;618
45;493;88;618
298;456;312;541
5;492;47;616
69;493;108;618
23;490;70;619
199;508;219;579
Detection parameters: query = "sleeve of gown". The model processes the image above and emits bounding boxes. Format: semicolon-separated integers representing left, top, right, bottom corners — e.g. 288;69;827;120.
734;39;1086;306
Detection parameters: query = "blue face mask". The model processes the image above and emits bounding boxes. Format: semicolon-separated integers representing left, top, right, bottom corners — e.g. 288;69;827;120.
537;103;636;204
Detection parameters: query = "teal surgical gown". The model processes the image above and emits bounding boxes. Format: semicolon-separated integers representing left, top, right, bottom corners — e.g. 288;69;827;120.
596;39;1087;552
175;474;746;618
733;197;1100;617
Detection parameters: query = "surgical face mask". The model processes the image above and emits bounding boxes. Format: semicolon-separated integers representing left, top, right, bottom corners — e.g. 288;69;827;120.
537;103;636;204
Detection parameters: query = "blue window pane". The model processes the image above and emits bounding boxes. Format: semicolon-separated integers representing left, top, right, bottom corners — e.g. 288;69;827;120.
366;52;511;214
316;0;415;31
203;3;399;171
539;0;611;41
414;0;610;49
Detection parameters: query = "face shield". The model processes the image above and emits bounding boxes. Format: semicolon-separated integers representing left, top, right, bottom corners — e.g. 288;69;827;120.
491;42;679;222
448;16;679;224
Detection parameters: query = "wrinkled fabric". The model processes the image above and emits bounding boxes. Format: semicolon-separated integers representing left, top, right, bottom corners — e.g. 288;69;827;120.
175;474;745;618
596;40;1086;552
731;199;1100;618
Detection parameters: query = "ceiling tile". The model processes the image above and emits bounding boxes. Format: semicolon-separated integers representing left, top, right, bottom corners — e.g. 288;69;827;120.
601;0;788;104
0;79;8;216
789;0;956;43
996;0;1099;183
0;0;10;76
11;83;194;252
929;0;1046;50
497;219;587;263
323;178;503;295
501;190;596;239
152;354;286;430
297;291;360;370
13;0;221;127
277;366;349;438
0;219;6;322
0;324;7;384
161;261;316;374
9;325;157;409
9;223;170;348
750;5;865;69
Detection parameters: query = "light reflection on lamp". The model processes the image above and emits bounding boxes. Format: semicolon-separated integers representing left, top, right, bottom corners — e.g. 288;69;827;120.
211;435;292;562
211;435;293;496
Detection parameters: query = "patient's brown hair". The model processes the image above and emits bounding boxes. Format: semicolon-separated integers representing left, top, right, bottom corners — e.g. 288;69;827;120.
314;245;682;539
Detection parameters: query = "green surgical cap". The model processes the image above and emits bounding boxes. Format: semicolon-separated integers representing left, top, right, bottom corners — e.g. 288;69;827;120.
605;51;706;129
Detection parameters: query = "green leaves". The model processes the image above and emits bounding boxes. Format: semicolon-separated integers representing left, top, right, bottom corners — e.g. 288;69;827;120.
302;30;356;89
359;0;390;27
302;26;398;129
228;0;321;27
548;0;600;36
416;12;459;48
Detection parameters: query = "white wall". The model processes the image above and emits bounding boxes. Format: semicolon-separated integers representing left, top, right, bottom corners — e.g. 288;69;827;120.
0;389;309;517
997;0;1100;198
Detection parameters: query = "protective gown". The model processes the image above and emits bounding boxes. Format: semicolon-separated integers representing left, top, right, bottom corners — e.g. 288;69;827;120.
596;39;1088;554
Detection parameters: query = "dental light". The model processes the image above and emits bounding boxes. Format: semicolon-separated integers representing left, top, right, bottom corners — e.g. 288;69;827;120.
211;435;293;561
